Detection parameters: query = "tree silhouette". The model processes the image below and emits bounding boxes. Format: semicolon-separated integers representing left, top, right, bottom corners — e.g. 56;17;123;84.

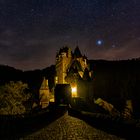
0;81;31;115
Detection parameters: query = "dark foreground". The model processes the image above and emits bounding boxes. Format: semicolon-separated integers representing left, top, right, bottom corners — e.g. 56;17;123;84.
22;112;123;140
0;106;139;140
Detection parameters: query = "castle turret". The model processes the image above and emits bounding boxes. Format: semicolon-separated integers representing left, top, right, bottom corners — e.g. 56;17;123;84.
55;46;72;84
73;46;82;58
39;77;50;108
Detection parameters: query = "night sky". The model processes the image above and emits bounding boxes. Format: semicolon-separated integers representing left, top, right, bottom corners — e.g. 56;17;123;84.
0;0;140;70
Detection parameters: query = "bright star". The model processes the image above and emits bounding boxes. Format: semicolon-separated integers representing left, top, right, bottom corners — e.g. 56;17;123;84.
96;40;103;46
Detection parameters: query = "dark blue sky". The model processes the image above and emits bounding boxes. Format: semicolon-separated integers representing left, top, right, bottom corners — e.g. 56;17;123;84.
0;0;140;70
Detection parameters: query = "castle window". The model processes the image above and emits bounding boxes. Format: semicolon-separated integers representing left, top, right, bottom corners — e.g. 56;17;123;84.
71;86;77;97
55;76;58;84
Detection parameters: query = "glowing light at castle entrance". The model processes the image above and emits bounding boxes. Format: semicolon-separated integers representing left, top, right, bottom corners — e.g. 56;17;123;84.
71;86;77;97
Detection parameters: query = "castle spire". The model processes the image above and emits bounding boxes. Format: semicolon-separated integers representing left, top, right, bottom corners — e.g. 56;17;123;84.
74;46;82;58
40;77;49;90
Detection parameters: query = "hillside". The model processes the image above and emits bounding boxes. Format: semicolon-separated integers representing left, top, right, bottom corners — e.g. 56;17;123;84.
0;65;56;91
89;59;140;117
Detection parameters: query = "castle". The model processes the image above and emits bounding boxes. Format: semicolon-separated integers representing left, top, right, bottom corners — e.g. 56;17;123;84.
55;46;93;98
39;46;133;119
39;46;93;108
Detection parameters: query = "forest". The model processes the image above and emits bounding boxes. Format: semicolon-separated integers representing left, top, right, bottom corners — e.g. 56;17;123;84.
89;59;140;118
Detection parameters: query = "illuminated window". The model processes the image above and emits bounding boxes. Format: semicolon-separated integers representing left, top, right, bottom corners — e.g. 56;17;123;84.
55;76;58;84
71;86;77;97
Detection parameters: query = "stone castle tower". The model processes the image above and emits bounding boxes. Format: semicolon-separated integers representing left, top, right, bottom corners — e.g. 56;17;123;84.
39;77;50;108
56;46;90;84
56;47;72;84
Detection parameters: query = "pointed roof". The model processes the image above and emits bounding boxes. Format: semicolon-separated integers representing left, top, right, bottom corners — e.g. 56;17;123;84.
83;68;91;81
74;46;82;58
40;77;49;90
59;46;69;54
70;60;83;72
67;66;78;76
83;55;87;59
66;66;82;83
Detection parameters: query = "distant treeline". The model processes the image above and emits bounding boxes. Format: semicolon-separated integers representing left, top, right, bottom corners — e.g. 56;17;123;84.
0;65;56;106
0;65;56;97
89;59;140;117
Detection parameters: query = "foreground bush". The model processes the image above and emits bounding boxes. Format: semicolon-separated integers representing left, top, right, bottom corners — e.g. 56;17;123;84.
0;81;31;115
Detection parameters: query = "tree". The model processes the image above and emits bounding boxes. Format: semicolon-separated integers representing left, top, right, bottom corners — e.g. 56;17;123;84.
0;81;31;115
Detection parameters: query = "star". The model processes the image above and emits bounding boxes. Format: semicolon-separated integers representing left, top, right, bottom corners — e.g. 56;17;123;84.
112;44;116;48
96;40;103;46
